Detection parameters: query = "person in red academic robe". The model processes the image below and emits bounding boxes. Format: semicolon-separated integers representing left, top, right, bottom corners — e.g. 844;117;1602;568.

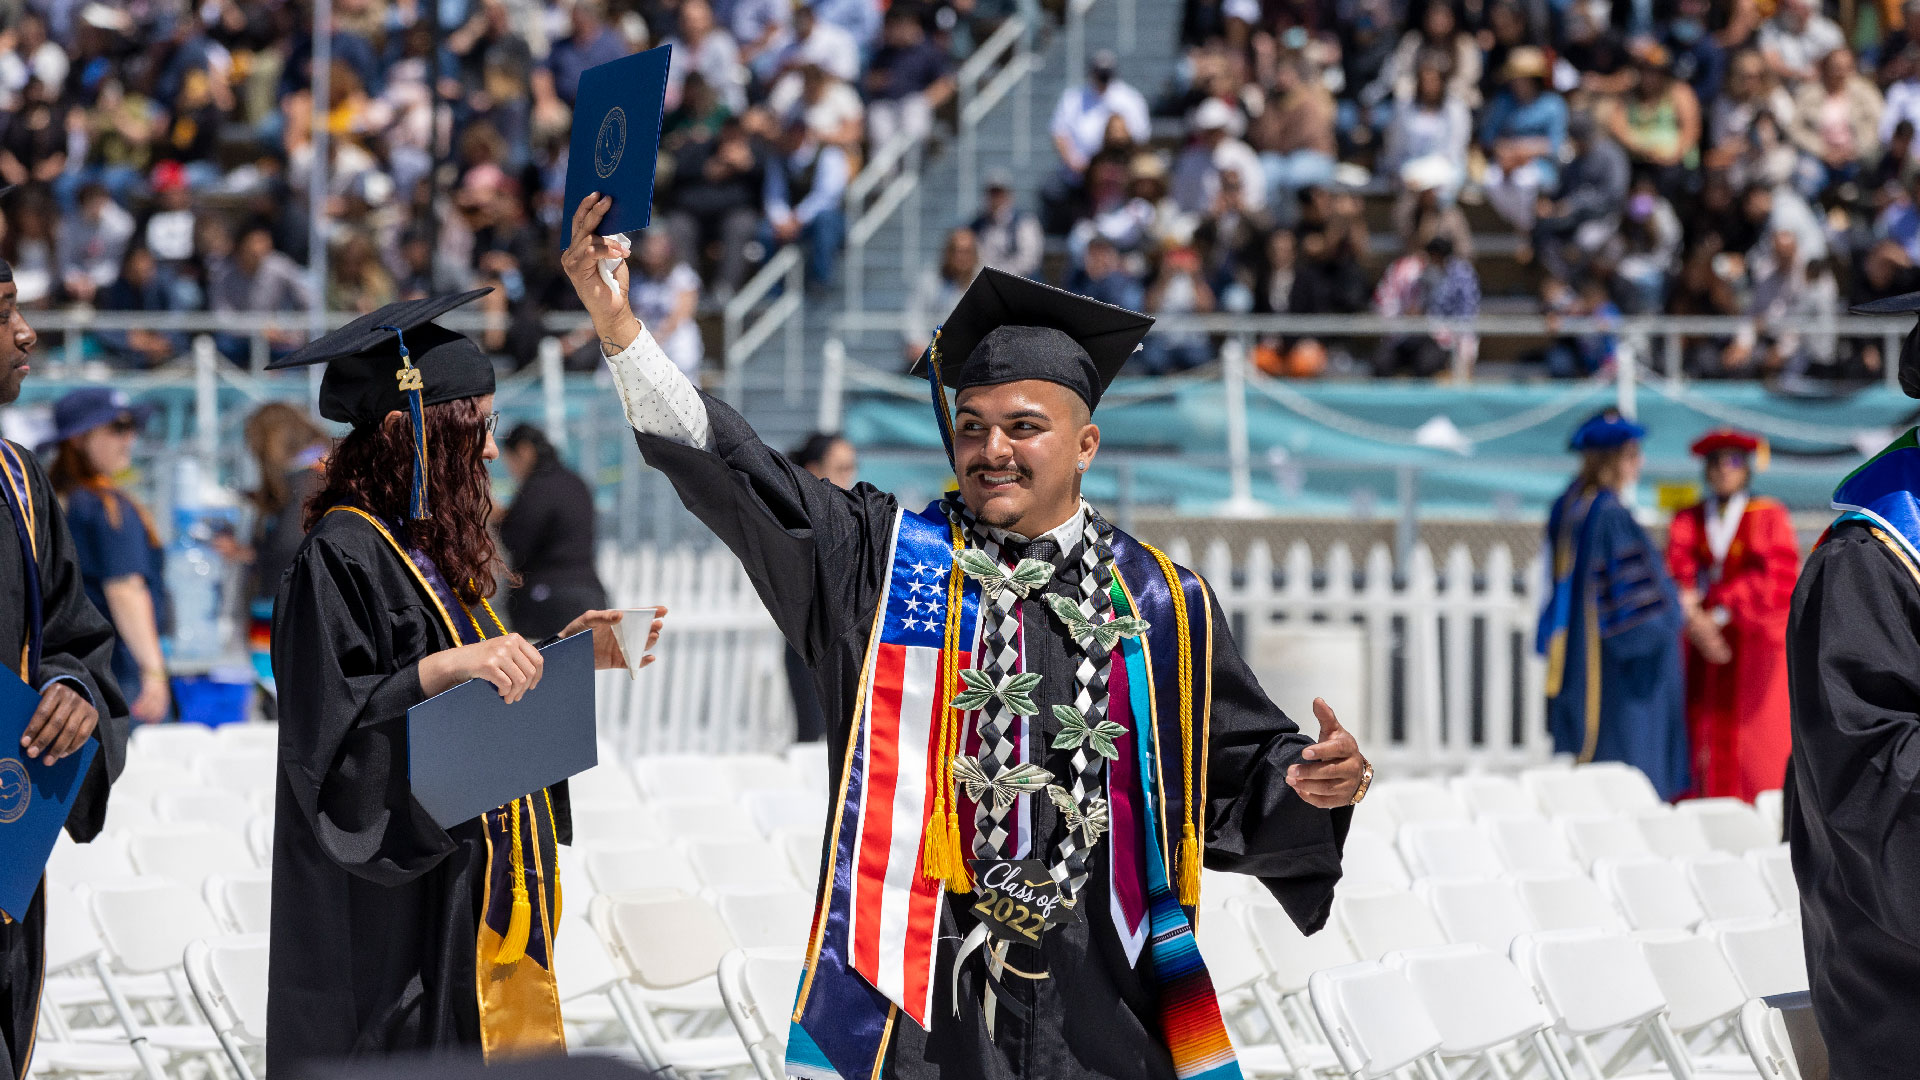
1665;429;1799;801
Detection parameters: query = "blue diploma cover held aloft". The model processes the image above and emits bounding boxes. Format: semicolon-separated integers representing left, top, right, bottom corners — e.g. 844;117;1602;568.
561;43;672;245
406;631;599;830
0;669;98;919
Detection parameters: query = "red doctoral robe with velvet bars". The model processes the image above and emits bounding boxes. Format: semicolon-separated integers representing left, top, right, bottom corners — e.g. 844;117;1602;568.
1665;495;1798;801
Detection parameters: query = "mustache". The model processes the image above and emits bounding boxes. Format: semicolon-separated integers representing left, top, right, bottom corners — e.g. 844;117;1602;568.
965;463;1032;480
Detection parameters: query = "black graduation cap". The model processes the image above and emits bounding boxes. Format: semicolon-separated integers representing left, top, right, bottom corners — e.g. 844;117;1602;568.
919;267;1154;412
268;288;495;519
1850;290;1920;398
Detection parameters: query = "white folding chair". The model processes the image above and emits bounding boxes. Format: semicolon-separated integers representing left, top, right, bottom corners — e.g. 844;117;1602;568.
1396;821;1505;880
633;754;736;802
1634;807;1716;859
1748;844;1797;909
716;889;815;950
1510;928;1695;1080
1582;762;1665;813
655;800;763;842
245;817;273;866
1307;961;1448;1079
88;879;231;1078
204;871;272;935
724;755;801;795
1416;878;1537;955
688;839;800;894
1449;774;1541;819
101;765;193;833
719;946;806;1080
30;883;148;1076
1707;915;1809;998
1339;830;1412;892
183;934;268;1080
784;742;830;789
773;826;823;890
1521;767;1611;818
1386;944;1571;1078
1686;852;1779;921
1635;929;1755;1071
1562;815;1655;870
1593;857;1706;932
193;749;277;796
1192;904;1299;1077
1372;779;1471;825
592;890;750;1075
128;723;219;766
553;912;636;1048
1483;815;1583;876
1334;890;1449;961
1348;791;1400;842
1678;798;1777;854
568;763;646;809
211;722;278;751
1753;790;1784;838
583;840;702;895
569;804;661;845
45;832;136;890
1738;997;1805;1080
1234;899;1353;1078
742;788;828;838
1513;872;1628;933
151;789;254;833
126;825;258;886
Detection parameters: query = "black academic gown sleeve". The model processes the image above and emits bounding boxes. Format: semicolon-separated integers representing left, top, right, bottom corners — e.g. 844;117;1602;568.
1785;521;1920;1080
1197;596;1351;934
266;514;486;1071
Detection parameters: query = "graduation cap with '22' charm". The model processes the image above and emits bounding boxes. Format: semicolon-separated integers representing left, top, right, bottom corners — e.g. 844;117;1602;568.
266;288;496;520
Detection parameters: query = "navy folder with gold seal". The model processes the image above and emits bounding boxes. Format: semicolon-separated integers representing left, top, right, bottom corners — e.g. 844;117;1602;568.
562;43;672;244
0;668;98;919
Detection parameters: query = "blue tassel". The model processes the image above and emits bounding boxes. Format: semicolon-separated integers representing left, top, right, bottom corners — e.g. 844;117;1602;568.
380;324;430;521
922;325;955;470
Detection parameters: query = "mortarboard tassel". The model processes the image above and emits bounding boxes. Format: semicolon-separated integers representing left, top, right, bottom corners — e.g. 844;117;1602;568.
922;328;956;472
380;324;431;520
495;796;534;965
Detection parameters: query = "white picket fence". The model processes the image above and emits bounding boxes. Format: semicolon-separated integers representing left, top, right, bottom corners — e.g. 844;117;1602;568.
595;540;1553;771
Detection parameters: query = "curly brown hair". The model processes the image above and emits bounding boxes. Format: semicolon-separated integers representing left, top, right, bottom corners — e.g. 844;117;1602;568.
307;396;506;604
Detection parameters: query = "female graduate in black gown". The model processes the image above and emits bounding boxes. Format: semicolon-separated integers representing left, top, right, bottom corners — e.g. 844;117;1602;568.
262;291;661;1071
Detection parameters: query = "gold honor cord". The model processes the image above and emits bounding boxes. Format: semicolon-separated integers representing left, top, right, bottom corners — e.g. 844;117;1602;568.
1142;542;1201;908
923;509;973;891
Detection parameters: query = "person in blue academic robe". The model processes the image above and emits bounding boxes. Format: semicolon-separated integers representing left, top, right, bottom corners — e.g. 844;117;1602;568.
1536;409;1689;798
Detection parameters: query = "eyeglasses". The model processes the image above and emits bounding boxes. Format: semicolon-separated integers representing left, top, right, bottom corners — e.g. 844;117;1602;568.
106;418;139;436
484;412;500;434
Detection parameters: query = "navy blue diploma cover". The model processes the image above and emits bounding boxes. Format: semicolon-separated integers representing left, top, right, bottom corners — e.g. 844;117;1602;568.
406;631;598;829
0;670;98;920
561;43;672;246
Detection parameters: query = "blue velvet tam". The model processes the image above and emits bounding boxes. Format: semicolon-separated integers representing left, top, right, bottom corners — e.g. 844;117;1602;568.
1569;409;1647;451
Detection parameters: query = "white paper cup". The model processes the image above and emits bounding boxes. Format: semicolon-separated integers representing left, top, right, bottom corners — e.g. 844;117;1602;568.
610;607;661;679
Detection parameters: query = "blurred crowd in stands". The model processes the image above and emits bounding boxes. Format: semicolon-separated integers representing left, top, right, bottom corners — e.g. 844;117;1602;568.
0;0;976;376
1008;0;1919;380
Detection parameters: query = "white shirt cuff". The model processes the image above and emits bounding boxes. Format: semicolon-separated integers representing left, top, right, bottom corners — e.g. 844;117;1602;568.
604;325;712;450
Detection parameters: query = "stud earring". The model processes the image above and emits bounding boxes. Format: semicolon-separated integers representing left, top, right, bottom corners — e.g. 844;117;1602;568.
1076;461;1086;472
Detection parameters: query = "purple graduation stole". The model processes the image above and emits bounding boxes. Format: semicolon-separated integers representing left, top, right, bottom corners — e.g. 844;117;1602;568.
786;502;1240;1080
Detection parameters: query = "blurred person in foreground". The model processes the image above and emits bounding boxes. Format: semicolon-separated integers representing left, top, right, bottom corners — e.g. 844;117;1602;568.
1665;430;1796;800
498;423;609;640
1536;410;1688;799
45;389;170;725
568;189;1366;1080
0;237;127;1080
262;291;659;1070
782;431;857;743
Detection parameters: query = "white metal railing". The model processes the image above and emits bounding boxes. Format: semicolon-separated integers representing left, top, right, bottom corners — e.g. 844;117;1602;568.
721;244;805;408
843;131;930;321
955;15;1037;216
592;538;1551;770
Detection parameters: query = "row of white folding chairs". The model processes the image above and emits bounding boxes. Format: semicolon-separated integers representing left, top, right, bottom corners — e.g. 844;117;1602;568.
48;821;272;895
576;748;829;807
1359;776;1779;851
569;788;829;848
562;833;823;902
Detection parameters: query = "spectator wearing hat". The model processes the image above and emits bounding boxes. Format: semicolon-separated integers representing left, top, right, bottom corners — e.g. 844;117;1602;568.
1480;46;1569;231
1044;50;1151;232
45;388;171;724
1601;40;1702;197
969;168;1044;278
1537;410;1688;799
1757;0;1844;85
864;7;954;150
1788;47;1883;199
1172;97;1266;216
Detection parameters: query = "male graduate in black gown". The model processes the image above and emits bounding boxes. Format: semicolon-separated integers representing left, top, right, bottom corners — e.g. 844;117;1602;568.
0;249;127;1080
1787;289;1920;1080
564;194;1369;1080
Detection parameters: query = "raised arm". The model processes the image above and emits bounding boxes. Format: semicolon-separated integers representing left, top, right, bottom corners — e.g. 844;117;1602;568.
560;195;899;663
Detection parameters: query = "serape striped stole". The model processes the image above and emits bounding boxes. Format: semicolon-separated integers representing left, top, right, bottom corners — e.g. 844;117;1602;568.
787;503;1241;1080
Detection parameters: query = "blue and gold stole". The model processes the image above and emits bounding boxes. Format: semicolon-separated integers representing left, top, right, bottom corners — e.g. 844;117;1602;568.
787;501;1239;1080
324;507;567;1059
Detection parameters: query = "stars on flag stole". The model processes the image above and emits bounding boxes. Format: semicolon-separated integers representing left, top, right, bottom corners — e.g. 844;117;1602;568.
786;504;1242;1080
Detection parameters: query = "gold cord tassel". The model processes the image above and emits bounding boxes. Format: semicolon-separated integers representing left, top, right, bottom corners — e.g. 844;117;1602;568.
1177;822;1202;907
925;515;975;893
1146;542;1202;910
495;798;533;965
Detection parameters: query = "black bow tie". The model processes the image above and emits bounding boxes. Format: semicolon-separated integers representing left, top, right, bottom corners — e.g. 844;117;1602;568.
1011;537;1060;566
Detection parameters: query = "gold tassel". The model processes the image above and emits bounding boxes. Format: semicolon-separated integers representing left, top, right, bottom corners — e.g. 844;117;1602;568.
944;809;972;892
495;798;533;965
922;791;955;880
1177;822;1202;907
